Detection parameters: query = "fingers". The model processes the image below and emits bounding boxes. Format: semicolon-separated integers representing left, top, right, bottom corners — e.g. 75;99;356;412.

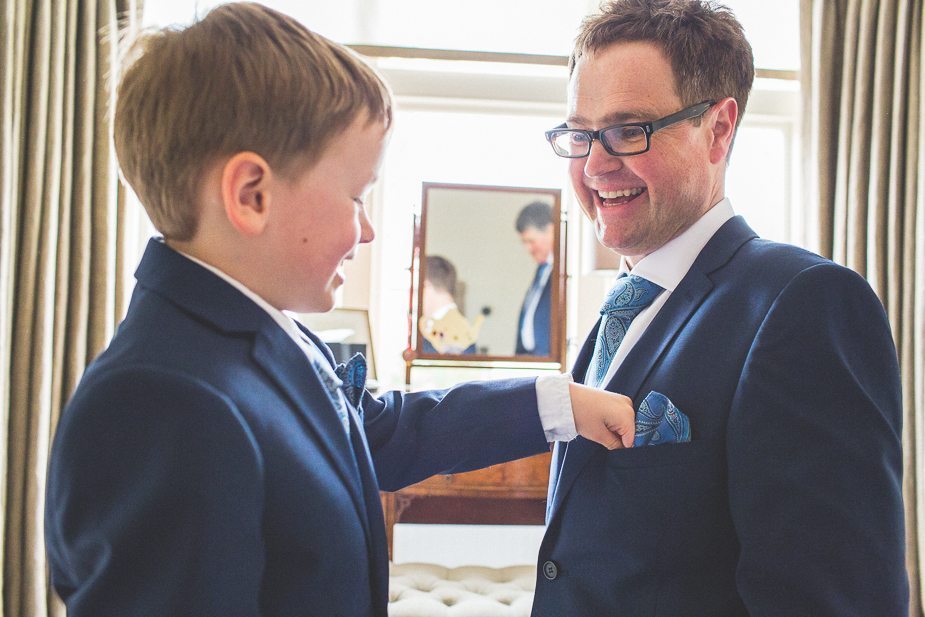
569;382;636;450
616;421;635;449
622;429;634;449
598;424;633;450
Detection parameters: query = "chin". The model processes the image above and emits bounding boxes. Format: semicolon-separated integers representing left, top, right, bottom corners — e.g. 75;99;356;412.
292;290;336;314
312;296;337;314
596;228;632;255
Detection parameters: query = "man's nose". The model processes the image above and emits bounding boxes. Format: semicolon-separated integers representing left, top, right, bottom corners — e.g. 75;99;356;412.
583;140;624;178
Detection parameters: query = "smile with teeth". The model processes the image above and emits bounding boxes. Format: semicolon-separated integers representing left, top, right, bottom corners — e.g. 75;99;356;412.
598;187;644;200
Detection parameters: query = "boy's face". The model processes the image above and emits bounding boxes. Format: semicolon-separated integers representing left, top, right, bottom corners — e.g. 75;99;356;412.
266;114;388;313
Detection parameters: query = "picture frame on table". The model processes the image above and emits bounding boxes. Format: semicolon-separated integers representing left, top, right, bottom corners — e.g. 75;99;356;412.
293;308;378;388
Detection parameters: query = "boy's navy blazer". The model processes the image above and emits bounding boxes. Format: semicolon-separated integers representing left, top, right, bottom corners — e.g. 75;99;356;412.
45;239;549;617
533;216;908;616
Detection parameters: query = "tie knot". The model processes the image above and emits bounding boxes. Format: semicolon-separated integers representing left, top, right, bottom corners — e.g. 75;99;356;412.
600;274;664;316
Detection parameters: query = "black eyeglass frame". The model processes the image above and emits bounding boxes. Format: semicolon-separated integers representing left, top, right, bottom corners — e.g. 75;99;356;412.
544;100;716;158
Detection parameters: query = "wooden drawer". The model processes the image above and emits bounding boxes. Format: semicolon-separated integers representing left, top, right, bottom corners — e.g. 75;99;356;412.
380;452;552;556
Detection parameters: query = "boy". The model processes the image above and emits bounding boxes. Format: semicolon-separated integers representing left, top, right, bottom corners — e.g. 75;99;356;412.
43;4;636;616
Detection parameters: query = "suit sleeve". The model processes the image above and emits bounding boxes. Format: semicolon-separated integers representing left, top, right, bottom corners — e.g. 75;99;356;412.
361;377;550;491
45;367;266;617
726;263;908;616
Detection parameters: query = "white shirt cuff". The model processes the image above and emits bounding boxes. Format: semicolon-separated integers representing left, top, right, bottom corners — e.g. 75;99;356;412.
536;372;577;442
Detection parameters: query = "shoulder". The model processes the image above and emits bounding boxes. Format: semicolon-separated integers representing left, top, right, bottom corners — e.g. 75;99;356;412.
735;248;895;366
727;237;871;295
740;240;878;303
738;237;829;272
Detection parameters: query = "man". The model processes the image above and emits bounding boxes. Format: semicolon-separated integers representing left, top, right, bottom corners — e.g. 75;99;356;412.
534;1;908;615
515;201;555;356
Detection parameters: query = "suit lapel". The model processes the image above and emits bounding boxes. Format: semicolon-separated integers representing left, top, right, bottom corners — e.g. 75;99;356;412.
547;217;757;522
250;329;368;516
345;406;389;611
302;323;388;609
294;324;380;541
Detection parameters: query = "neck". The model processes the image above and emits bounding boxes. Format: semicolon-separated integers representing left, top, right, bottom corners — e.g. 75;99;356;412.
423;290;455;317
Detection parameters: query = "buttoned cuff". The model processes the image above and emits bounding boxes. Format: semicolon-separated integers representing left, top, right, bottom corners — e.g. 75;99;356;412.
536;372;577;442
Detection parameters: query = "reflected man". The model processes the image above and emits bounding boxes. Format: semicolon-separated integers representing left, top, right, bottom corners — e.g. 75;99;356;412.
515;201;554;356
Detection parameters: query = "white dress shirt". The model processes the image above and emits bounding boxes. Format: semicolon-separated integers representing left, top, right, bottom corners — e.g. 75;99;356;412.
586;198;735;388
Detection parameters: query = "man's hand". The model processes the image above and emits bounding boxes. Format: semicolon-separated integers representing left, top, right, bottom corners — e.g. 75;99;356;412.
569;382;635;449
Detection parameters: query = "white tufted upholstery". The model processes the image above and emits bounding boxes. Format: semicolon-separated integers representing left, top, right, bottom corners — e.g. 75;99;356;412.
388;562;536;617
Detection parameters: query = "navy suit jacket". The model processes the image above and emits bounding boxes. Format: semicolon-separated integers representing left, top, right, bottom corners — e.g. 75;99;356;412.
45;239;549;617
533;217;907;616
516;264;552;356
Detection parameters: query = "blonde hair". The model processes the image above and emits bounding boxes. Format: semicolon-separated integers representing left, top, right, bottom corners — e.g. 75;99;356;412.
114;2;393;241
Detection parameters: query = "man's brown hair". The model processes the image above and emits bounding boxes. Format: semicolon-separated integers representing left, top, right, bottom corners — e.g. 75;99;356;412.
570;0;754;131
516;201;553;234
114;2;393;241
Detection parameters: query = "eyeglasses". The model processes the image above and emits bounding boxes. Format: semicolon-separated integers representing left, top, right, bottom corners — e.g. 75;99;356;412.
544;101;715;158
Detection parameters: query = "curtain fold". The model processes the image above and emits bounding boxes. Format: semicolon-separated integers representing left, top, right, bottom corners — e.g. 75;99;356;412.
0;1;141;616
802;1;925;615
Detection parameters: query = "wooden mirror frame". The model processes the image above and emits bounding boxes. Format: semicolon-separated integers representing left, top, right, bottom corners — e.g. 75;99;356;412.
407;182;566;367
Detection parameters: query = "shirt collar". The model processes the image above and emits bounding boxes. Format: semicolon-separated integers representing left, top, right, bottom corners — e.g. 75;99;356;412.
431;302;458;320
619;197;735;292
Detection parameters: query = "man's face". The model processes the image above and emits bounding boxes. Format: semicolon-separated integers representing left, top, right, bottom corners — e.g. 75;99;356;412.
520;224;555;264
567;41;724;264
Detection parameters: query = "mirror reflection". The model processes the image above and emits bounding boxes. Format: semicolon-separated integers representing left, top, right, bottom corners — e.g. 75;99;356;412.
514;201;555;356
414;183;563;364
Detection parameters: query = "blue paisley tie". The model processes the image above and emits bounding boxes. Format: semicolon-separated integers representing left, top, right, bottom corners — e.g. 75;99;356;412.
589;274;664;387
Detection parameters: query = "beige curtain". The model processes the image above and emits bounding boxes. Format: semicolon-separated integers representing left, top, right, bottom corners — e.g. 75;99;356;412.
802;0;925;615
0;1;142;616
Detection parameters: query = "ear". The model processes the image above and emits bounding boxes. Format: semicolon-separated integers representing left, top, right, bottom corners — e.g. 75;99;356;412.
220;152;273;236
707;97;738;165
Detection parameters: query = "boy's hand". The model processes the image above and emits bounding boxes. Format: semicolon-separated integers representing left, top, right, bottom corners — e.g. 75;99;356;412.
569;382;635;449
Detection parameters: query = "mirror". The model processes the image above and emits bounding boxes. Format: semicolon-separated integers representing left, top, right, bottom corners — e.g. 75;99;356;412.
411;182;565;365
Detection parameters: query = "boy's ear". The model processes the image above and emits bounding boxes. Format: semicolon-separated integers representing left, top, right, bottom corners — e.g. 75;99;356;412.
221;152;273;236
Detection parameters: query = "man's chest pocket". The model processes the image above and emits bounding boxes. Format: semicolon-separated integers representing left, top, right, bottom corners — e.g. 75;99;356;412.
603;439;725;522
605;438;717;469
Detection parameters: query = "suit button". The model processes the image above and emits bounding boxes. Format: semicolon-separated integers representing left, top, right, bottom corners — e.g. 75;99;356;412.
542;560;559;580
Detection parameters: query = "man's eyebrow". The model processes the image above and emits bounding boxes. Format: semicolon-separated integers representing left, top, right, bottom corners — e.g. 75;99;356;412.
567;109;656;127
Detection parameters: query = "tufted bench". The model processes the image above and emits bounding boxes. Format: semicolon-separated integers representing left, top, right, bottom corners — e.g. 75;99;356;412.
388;562;536;617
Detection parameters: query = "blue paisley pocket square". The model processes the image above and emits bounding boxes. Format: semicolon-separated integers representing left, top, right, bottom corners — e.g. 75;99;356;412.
634;391;691;447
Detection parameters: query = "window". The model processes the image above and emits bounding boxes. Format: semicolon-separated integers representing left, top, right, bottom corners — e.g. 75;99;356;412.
143;0;800;72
